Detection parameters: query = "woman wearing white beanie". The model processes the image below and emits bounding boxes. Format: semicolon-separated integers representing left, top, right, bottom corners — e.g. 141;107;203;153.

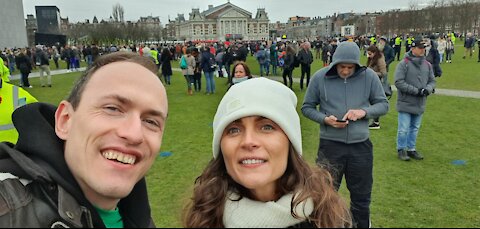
183;77;352;228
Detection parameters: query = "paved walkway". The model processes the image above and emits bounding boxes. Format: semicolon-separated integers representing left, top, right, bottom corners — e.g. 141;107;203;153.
264;76;480;99
11;67;480;99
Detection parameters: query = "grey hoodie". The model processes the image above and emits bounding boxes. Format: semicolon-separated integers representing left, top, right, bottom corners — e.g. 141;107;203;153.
302;42;389;144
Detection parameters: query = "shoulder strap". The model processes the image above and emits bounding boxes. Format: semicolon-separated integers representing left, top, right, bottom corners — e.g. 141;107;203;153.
403;57;409;73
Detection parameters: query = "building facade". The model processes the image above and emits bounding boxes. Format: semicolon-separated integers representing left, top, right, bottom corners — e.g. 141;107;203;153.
0;0;28;48
167;2;269;41
35;6;62;34
26;14;38;47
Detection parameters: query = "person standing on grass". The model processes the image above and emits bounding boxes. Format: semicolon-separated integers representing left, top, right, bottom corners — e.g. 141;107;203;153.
160;47;173;85
302;41;389;228
0;52;168;227
394;39;436;161
181;49;196;95
184;77;352;228
15;49;32;88
366;45;387;130
281;45;295;90
35;45;52;87
297;41;314;91
200;46;216;95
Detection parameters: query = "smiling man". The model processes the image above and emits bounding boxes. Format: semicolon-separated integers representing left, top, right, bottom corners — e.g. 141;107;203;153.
0;52;168;228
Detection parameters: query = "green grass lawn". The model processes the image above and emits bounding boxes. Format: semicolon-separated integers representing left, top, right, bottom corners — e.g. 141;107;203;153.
13;53;480;227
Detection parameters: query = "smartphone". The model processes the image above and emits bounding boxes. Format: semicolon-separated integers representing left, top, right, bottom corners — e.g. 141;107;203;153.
336;119;347;123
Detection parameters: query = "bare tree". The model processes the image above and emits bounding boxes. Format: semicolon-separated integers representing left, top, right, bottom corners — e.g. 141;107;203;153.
112;3;125;22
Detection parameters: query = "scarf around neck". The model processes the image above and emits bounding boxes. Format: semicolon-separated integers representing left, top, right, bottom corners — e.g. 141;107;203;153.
223;192;314;228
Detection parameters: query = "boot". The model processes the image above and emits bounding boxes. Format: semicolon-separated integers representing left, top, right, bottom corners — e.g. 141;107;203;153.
188;88;193;95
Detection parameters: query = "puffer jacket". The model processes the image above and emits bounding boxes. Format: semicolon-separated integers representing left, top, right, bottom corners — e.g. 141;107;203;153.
394;52;436;115
0;103;155;228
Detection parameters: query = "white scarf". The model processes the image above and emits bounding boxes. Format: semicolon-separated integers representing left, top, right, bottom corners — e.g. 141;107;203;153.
223;193;314;228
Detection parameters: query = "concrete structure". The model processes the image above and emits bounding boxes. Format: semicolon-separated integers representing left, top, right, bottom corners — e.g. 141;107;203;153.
35;6;61;34
167;2;269;41
26;14;38;47
0;0;28;48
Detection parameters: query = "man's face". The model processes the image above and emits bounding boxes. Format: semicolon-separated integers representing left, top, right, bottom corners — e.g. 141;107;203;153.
55;61;168;209
336;63;356;79
412;47;426;57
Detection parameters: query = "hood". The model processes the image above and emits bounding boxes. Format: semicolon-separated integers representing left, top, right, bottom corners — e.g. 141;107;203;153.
11;102;153;227
405;51;426;67
326;41;361;75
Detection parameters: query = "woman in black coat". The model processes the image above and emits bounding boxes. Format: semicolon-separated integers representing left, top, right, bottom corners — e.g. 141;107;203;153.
15;49;32;88
160;48;173;85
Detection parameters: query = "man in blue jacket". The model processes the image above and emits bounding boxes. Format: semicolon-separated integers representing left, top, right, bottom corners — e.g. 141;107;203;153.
302;41;389;228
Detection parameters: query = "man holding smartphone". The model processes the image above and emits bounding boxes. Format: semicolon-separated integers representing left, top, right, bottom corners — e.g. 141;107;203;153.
302;41;389;228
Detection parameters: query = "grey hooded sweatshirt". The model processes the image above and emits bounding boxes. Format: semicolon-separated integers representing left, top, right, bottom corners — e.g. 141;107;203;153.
302;41;389;144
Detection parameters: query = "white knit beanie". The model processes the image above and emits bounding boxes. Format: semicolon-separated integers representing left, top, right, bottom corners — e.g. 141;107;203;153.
212;77;302;158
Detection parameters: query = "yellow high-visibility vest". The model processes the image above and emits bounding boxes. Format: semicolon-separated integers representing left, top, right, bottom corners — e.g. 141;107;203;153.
0;58;10;83
450;33;456;44
0;81;38;143
395;37;403;46
150;50;159;65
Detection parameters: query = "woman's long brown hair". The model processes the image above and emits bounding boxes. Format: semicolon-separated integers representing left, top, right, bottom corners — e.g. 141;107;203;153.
182;145;352;228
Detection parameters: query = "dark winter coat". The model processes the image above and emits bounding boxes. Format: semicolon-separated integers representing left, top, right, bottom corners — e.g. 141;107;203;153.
15;53;32;75
0;103;155;228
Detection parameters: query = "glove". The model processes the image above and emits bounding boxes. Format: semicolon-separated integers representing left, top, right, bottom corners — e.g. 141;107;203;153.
418;88;430;96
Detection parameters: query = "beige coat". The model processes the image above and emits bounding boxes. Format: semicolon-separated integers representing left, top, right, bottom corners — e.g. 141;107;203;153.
181;55;196;76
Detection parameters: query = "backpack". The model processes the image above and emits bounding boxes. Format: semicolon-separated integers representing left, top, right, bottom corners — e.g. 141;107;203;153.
180;55;187;69
257;51;266;61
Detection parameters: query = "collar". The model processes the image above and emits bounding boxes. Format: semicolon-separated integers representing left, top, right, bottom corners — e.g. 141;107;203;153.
223;192;313;228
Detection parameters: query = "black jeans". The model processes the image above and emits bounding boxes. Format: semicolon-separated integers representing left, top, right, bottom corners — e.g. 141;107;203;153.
300;64;311;90
282;68;293;89
317;139;373;228
193;72;202;91
21;73;31;87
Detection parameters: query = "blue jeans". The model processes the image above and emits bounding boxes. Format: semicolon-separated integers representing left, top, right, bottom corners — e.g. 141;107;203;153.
204;71;215;93
397;112;423;151
86;55;93;67
9;62;15;73
271;62;277;75
259;62;269;76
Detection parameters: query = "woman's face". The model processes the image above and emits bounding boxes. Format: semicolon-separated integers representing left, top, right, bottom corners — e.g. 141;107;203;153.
220;116;290;202
367;51;374;58
234;64;247;78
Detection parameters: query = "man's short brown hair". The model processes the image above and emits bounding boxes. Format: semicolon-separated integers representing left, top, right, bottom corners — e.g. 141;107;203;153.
67;52;158;109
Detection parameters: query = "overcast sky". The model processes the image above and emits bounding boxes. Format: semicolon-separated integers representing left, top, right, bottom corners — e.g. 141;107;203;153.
23;0;430;24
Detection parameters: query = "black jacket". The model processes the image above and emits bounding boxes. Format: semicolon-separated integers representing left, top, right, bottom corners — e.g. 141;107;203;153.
0;103;155;228
297;49;313;65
